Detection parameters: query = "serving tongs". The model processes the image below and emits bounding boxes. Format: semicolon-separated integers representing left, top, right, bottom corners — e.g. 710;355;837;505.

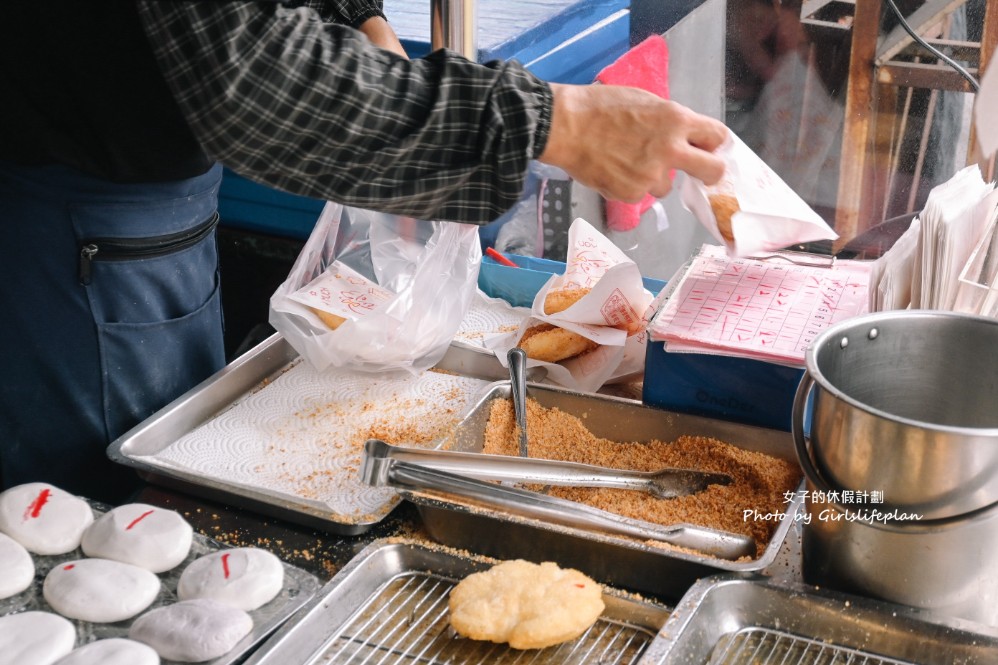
365;438;732;499
361;439;755;560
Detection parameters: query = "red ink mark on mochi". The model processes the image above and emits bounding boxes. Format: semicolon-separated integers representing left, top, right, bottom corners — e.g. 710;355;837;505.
63;564;75;571
126;510;155;530
221;553;232;579
23;488;52;520
574;584;585;588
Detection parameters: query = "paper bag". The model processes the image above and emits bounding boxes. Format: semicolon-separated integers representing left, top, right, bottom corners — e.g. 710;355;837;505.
485;218;654;392
681;131;838;257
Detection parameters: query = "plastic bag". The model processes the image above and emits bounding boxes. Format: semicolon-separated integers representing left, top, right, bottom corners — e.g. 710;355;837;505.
269;201;482;374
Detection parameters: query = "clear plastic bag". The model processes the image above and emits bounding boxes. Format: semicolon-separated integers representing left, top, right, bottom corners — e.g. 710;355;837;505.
269;202;482;374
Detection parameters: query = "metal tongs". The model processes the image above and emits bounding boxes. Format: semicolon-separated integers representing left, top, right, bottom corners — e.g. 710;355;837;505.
365;438;732;499
507;347;528;458
361;439;755;560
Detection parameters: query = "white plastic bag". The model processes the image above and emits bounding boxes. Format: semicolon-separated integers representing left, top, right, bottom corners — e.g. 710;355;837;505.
269;202;482;374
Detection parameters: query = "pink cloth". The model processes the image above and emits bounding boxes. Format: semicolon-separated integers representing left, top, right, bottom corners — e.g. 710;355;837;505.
595;35;670;232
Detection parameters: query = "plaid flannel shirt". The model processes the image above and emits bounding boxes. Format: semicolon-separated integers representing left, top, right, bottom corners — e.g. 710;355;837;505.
136;1;553;223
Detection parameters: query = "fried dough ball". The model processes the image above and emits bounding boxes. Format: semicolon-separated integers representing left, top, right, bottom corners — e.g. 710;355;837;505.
543;288;591;315
708;193;739;243
449;560;605;650
308;307;347;330
518;324;599;363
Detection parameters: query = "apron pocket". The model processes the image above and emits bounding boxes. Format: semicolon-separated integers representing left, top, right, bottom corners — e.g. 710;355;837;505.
75;210;225;438
80;212;220;323
97;281;224;438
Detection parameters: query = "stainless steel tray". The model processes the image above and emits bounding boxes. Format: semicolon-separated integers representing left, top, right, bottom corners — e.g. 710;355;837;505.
640;575;998;664
402;382;805;602
244;538;672;665
0;501;321;665
107;334;507;535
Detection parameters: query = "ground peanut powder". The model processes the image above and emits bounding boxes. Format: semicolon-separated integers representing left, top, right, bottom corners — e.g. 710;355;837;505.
482;398;801;558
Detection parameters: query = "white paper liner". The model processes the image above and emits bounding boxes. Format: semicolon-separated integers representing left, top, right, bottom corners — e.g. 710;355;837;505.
134;363;488;525
451;290;530;351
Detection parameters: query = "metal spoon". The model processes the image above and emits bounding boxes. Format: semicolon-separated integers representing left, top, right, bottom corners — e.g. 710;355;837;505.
363;439;732;500
507;347;528;458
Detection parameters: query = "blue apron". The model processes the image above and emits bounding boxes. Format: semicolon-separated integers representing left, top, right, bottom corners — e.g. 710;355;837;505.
0;161;226;503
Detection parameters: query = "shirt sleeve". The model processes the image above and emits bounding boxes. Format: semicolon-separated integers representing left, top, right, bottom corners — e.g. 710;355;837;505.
135;2;553;224
301;0;385;28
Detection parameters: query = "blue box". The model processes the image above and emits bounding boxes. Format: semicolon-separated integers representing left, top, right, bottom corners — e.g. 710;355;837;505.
479;253;666;307
642;341;805;432
217;168;324;239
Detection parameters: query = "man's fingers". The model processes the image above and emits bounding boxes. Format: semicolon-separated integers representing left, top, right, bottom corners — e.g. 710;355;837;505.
686;119;729;153
675;145;726;186
648;179;673;200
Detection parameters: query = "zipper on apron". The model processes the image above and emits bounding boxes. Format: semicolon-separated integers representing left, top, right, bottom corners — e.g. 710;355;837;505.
78;212;219;285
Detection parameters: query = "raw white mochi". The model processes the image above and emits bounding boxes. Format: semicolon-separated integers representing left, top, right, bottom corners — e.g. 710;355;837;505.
128;599;253;663
43;558;160;623
177;547;284;611
53;638;160;665
0;483;94;555
0;611;76;665
81;503;193;573
0;531;34;599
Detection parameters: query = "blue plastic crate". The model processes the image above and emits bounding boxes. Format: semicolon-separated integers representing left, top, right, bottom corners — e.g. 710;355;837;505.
479;252;666;307
217;168;324;239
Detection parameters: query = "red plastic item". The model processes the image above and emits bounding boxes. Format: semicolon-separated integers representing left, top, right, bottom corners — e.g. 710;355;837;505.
485;247;520;268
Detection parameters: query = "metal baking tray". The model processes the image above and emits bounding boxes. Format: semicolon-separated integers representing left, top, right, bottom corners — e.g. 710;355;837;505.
244;538;672;665
640;574;998;664
107;334;511;535
0;501;320;665
401;382;805;602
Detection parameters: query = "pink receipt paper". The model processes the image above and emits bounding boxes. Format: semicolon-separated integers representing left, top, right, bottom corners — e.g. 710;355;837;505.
649;245;871;366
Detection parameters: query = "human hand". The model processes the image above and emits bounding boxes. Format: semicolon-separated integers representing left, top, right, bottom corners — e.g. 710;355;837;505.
358;16;408;58
538;84;727;203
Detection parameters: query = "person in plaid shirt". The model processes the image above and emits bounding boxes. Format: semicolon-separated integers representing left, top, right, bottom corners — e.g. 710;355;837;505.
0;1;725;501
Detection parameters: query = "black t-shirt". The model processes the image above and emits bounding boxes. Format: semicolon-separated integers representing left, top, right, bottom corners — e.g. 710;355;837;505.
0;1;212;182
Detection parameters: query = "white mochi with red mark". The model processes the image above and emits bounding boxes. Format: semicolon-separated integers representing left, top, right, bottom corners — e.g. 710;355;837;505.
129;599;253;662
0;483;94;555
53;638;160;665
0;531;34;599
0;611;76;665
81;503;193;573
177;547;284;611
43;558;160;623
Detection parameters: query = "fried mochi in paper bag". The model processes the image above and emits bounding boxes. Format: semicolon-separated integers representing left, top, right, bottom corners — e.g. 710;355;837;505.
487;218;654;392
681;131;837;256
284;260;398;369
287;261;393;331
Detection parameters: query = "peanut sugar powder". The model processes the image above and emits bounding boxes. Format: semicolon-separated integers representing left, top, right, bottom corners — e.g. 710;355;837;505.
482;398;802;558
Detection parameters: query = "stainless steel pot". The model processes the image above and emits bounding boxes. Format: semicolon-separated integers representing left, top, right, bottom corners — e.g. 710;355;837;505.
795;310;998;519
793;393;998;627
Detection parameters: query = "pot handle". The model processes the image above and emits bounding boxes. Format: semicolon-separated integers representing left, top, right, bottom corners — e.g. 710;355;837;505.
792;371;834;495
